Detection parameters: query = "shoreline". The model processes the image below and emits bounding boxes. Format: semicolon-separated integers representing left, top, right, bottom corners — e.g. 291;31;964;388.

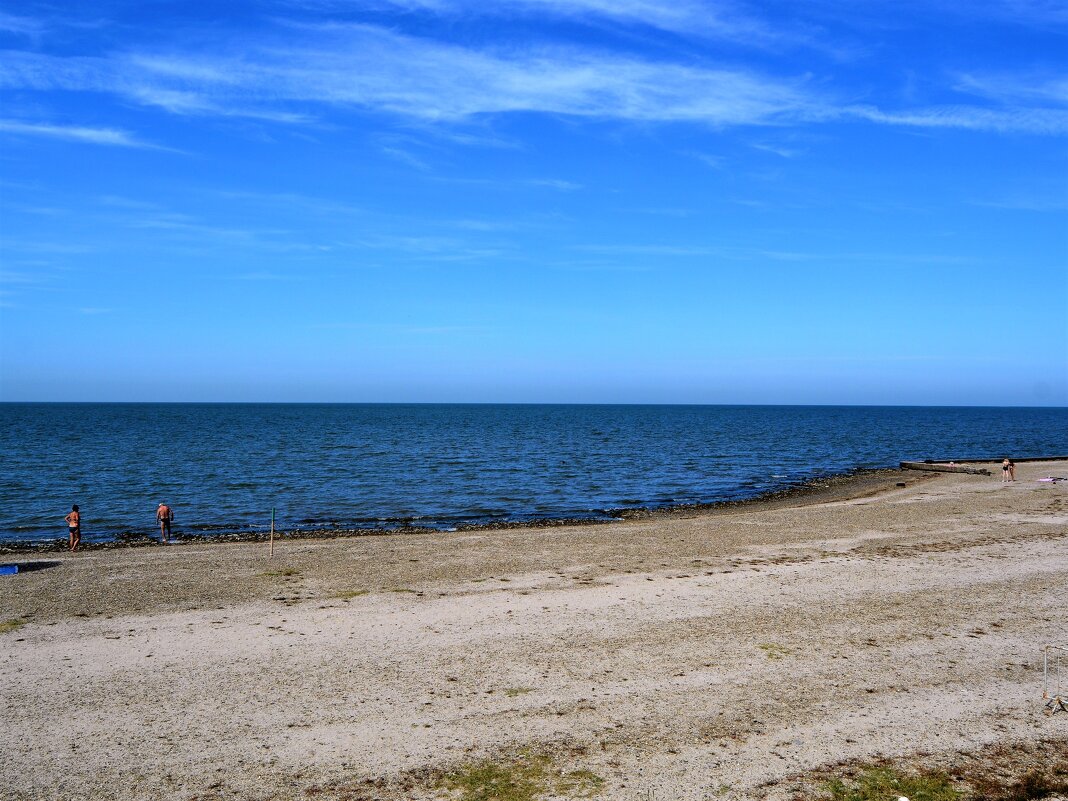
2;459;1064;800
0;465;929;555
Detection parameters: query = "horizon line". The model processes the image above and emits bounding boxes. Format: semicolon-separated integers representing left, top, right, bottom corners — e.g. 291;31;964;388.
1;400;1065;409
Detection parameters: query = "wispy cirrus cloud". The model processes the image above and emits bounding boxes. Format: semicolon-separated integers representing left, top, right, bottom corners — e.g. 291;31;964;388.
230;272;305;281
0;240;97;255
1;22;1065;136
379;145;432;169
0;119;155;147
214;190;365;217
347;232;512;261
970;195;1068;212
917;0;1068;27
750;141;800;157
0;269;54;286
576;242;979;265
0;27;818;126
953;72;1068;106
685;150;725;169
844;103;1068;135
122;82;315;123
332;0;787;43
124;213;296;247
310;319;488;335
525;178;582;191
0;11;45;37
787;0;1068;34
0;51;311;124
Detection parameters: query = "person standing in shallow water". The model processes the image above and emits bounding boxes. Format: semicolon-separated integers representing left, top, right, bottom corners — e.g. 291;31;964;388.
156;502;174;544
64;505;81;551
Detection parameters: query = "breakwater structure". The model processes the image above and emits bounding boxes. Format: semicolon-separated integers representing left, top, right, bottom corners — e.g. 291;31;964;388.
900;456;1068;476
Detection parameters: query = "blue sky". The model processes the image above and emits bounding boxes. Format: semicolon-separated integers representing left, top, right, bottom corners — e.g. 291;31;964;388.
0;0;1065;404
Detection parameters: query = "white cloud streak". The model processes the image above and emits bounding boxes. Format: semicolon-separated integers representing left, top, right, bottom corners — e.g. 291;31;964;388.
525;178;583;190
0;22;1064;135
379;145;432;169
577;243;980;265
750;141;799;157
340;0;784;43
0;119;153;147
953;72;1068;106
0;28;817;127
921;0;1068;27
683;150;724;169
845;104;1068;135
0;11;45;36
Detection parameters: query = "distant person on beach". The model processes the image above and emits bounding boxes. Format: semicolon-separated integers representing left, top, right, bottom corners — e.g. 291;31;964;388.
156;503;174;543
1002;458;1012;482
1008;460;1016;482
64;505;81;551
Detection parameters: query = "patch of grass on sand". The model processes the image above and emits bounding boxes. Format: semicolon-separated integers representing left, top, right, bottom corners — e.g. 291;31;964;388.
261;568;300;577
555;769;604;797
758;642;792;660
440;753;603;801
799;740;1068;801
989;769;1068;800
333;589;370;599
389;587;418;593
503;687;534;698
825;768;959;801
0;619;26;634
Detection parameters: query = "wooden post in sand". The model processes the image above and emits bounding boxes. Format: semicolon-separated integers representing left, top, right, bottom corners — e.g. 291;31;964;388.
269;507;275;559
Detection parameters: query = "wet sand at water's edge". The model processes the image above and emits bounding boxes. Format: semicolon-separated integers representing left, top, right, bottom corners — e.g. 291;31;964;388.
1;461;1066;800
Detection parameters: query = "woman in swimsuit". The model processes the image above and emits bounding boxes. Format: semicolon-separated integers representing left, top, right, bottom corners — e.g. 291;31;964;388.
64;504;81;551
1002;459;1011;483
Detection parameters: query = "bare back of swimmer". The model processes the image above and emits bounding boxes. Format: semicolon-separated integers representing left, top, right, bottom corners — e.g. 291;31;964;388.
156;503;174;543
64;505;81;551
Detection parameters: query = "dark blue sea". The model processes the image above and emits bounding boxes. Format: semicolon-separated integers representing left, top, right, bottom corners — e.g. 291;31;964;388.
0;404;1064;545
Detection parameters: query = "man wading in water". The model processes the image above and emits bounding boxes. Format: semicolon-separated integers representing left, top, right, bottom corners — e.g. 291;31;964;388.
156;502;175;544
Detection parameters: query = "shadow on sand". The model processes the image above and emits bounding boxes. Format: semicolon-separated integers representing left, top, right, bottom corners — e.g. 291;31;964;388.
1;560;62;574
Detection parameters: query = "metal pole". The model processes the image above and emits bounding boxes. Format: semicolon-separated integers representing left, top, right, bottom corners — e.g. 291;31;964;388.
270;507;275;558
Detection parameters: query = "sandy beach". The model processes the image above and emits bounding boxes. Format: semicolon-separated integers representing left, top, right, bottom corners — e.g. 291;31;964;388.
1;461;1066;800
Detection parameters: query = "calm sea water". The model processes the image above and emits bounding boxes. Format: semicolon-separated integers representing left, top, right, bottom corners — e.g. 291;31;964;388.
0;403;1064;544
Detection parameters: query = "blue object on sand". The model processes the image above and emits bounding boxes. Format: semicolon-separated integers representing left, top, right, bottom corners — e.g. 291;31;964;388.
0;565;18;575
